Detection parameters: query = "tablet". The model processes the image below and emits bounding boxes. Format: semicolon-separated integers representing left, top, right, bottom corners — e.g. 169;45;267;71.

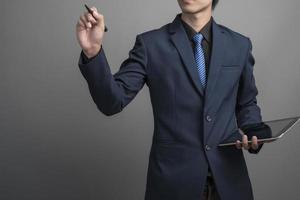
218;116;300;147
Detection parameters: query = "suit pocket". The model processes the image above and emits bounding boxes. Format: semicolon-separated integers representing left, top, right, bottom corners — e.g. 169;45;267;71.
221;64;240;68
154;138;180;146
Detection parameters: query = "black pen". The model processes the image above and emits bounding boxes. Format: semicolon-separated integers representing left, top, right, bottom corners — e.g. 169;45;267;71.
84;4;108;32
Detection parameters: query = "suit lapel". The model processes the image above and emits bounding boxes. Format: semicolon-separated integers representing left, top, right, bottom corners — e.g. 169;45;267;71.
169;13;205;97
204;16;226;106
168;13;227;102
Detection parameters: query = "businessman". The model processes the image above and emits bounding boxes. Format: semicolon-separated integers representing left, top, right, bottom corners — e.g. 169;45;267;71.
76;0;267;199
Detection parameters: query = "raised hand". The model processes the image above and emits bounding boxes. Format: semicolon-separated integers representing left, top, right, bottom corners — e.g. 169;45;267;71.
76;6;106;58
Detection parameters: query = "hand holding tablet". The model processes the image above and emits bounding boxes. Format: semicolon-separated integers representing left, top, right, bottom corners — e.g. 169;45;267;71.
235;128;273;150
219;116;300;148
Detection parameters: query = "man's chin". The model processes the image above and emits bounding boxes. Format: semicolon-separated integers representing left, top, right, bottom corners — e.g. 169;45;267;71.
181;8;198;14
182;10;202;15
180;4;211;14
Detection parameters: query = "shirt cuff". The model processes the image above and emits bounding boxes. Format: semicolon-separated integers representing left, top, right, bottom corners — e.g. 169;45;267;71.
81;47;102;64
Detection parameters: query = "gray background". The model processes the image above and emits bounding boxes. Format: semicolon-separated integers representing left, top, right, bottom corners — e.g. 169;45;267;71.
0;0;299;199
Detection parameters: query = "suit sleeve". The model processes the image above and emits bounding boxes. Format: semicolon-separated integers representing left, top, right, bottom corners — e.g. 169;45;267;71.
81;50;99;64
78;34;148;116
235;38;264;154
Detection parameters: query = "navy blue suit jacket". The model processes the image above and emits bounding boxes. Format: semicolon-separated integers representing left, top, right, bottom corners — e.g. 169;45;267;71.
78;13;265;200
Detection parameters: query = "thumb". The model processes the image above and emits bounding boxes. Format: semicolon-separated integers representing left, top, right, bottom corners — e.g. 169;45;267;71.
90;7;103;22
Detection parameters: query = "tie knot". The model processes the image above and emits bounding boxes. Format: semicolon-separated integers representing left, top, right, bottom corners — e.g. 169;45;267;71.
192;33;203;44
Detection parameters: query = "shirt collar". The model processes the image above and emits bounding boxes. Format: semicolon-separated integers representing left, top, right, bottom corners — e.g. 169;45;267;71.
180;15;212;43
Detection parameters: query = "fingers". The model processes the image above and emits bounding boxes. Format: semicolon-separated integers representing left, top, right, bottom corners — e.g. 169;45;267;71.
89;7;105;29
78;6;103;29
87;7;103;24
77;17;85;28
236;140;242;149
242;134;250;150
251;136;258;149
236;135;250;150
80;14;91;29
83;12;97;28
89;7;100;20
90;6;98;13
236;135;261;150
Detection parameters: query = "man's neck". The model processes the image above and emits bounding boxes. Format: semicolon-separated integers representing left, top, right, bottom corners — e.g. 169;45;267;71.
180;10;212;33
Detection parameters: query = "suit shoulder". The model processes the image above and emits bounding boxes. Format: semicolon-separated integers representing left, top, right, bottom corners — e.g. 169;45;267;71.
218;23;250;44
136;23;169;42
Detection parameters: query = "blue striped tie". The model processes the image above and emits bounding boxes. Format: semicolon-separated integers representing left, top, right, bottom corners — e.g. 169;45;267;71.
192;33;206;89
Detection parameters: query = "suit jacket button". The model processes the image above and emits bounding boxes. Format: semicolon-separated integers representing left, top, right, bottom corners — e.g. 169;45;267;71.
206;115;212;122
205;145;211;151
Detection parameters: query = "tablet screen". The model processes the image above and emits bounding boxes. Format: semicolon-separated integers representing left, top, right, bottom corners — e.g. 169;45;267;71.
219;116;300;146
264;117;299;138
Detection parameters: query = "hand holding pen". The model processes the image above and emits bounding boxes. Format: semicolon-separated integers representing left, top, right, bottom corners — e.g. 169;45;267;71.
76;4;107;58
85;4;108;32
